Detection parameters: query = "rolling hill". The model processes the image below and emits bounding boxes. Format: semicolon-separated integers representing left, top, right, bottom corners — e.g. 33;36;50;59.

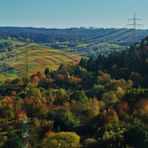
0;44;80;82
0;27;147;58
0;27;147;48
66;42;127;58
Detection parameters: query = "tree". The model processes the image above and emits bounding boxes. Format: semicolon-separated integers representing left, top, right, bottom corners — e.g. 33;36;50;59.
26;88;42;99
130;72;143;87
135;99;148;122
124;120;148;148
0;96;15;119
83;98;100;118
45;68;50;77
54;89;69;105
87;84;104;98
97;72;111;85
83;138;98;148
36;71;46;79
68;76;81;86
62;111;80;128
70;90;88;101
101;109;119;124
117;101;129;117
42;132;80;148
102;91;119;105
97;122;127;148
29;75;40;88
11;78;24;87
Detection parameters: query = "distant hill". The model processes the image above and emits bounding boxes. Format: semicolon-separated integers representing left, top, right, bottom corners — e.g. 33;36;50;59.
0;27;147;45
0;27;147;58
0;44;80;82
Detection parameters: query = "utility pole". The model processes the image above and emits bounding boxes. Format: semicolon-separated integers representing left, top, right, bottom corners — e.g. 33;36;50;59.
22;47;29;148
127;13;142;43
22;116;29;148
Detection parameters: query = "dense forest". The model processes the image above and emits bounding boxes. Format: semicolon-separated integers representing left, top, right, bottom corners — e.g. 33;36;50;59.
0;37;148;148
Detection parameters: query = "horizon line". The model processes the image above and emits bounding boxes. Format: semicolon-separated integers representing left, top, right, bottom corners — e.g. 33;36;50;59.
0;25;147;30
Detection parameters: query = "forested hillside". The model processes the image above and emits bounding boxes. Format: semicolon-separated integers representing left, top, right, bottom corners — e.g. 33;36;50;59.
80;36;148;87
0;37;147;147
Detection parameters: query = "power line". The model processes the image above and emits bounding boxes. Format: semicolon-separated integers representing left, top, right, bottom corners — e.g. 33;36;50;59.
71;13;145;55
83;29;129;44
70;30;135;54
24;47;29;85
106;29;135;44
81;29;117;42
127;12;143;43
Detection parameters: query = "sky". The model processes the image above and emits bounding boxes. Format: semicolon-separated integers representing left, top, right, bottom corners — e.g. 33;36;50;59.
0;0;147;29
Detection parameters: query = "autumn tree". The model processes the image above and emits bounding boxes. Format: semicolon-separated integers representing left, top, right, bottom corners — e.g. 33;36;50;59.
42;132;80;148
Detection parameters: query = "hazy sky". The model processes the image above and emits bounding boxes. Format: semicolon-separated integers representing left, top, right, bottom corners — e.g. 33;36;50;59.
0;0;147;28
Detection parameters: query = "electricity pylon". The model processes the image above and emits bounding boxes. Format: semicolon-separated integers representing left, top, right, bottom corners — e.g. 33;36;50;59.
22;47;30;148
127;12;143;43
22;116;29;148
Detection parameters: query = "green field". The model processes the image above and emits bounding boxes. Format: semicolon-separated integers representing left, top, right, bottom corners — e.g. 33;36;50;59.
0;38;26;46
0;44;80;81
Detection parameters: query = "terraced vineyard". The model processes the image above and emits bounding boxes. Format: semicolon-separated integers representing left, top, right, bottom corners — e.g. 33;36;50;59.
0;44;80;81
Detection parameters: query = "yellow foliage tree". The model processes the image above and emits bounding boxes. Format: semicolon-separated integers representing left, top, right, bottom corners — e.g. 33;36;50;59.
42;132;80;148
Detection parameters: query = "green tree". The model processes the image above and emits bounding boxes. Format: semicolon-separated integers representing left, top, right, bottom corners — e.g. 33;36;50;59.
70;90;88;101
26;88;42;99
102;91;119;105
